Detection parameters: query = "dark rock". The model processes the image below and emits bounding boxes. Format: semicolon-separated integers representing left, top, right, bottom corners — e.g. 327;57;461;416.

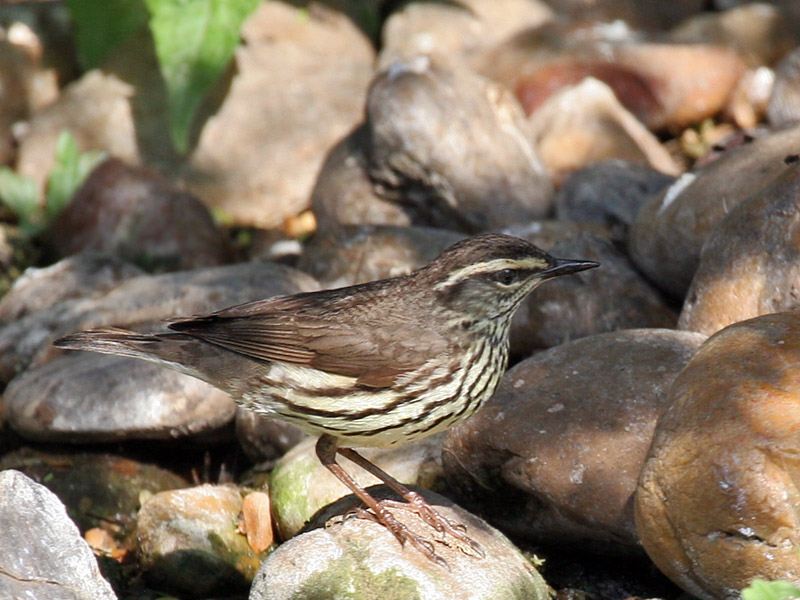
679;161;800;335
235;409;306;464
629;123;800;299
768;46;800;127
511;231;676;358
49;159;231;271
443;328;705;549
637;313;800;600
0;469;116;600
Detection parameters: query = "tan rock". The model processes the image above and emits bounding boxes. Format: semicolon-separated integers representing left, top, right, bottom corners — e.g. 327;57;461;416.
636;312;800;600
679;162;800;336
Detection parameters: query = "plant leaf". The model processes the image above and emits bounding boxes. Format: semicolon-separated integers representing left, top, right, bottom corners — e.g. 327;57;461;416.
46;131;107;221
66;0;150;69
144;0;260;154
742;579;800;600
0;167;40;225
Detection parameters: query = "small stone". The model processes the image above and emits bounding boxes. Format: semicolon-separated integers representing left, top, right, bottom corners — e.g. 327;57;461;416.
252;488;550;600
137;484;262;597
443;328;705;549
240;491;274;553
636;313;800;599
0;469;116;600
768;46;800;127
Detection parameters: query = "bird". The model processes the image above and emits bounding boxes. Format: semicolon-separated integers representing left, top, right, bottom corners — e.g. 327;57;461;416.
54;233;598;564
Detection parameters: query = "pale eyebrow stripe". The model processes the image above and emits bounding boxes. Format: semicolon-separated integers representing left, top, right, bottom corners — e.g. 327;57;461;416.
433;257;549;290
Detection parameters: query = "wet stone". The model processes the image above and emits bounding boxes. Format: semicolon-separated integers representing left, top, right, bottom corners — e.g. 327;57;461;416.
443;328;705;550
679;161;800;336
629;123;800;299
0;470;116;600
253;488;550;600
637;313;800;600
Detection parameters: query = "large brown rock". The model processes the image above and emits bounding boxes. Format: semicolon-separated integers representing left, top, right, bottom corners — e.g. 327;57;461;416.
629;124;800;299
636;312;800;600
443;328;705;549
679;161;800;336
313;56;553;233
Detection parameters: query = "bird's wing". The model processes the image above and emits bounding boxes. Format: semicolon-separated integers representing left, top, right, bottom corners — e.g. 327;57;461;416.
167;291;451;388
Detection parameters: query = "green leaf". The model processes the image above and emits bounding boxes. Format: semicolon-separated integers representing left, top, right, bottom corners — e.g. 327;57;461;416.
66;0;150;69
742;579;800;600
46;131;107;221
0;167;40;225
144;0;261;154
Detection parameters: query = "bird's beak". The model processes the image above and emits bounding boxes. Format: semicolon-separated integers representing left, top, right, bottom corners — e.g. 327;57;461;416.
541;258;600;279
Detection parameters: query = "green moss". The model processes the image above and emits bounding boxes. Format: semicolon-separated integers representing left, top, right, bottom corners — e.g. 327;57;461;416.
270;452;319;536
292;548;422;600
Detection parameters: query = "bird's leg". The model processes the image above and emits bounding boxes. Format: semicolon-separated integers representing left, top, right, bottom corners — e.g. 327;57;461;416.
315;435;448;566
337;445;484;558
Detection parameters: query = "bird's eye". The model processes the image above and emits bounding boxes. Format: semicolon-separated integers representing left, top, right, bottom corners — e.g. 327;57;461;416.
489;269;517;286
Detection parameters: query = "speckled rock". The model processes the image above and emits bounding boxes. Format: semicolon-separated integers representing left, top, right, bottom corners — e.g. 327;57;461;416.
270;434;448;540
629;123;800;299
443;328;705;549
252;488;549;600
0;469;116;600
636;313;800;600
679;161;800;336
313;55;553;233
137;484;264;597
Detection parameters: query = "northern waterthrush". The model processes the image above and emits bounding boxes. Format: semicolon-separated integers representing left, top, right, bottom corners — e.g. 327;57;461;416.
55;233;598;563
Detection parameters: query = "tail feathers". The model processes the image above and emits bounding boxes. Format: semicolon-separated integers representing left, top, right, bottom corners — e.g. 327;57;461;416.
53;327;166;360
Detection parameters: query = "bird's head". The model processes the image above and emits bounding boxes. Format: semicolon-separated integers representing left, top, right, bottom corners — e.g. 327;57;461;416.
422;234;599;323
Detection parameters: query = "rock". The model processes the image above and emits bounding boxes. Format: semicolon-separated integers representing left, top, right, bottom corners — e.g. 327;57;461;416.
270;434;448;540
313;55;553;233
554;159;675;240
510;231;676;358
48;158;231;271
679;161;800;336
534;0;704;30
768;46;800;127
252;488;550;600
0;252;142;325
0;448;187;537
0;259;319;383
629;123;800;299
636;312;800;600
235;409;306;464
527;78;680;183
137;484;263;597
669;3;798;66
380;0;553;66
5;352;236;442
0;469;116;600
443;328;705;549
180;1;375;228
297;225;465;287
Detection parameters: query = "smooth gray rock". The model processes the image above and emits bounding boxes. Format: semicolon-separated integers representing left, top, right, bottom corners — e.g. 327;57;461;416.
0;469;117;600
